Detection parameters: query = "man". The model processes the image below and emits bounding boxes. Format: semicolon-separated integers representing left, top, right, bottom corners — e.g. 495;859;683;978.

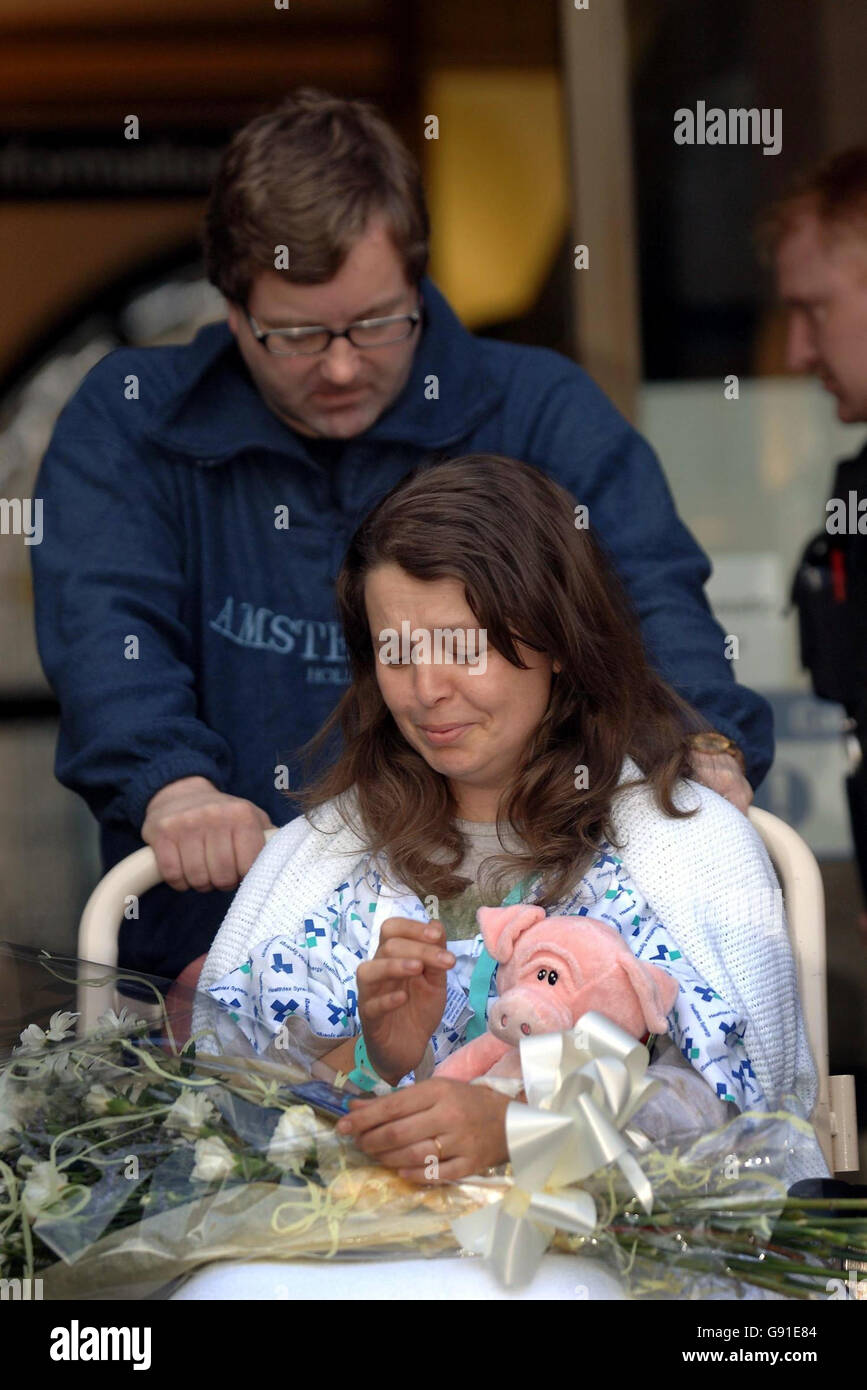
32;88;770;981
763;147;867;923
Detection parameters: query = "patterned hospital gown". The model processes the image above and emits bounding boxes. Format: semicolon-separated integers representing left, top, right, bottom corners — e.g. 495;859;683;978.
207;843;763;1108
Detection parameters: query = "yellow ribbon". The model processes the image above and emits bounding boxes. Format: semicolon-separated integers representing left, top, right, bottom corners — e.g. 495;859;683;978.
451;1011;659;1287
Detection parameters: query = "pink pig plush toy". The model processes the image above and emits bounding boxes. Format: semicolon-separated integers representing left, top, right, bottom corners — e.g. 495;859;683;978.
436;903;679;1083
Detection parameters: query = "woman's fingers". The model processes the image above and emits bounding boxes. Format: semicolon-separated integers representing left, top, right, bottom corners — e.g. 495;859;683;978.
356;957;420;1016
354;1114;449;1159
360;989;408;1019
338;1080;510;1181
346;1102;466;1175
345;1090;450;1154
367;922;455;992
339;1082;439;1138
358;956;422;981
357;957;435;992
377;938;455;970
366;1138;455;1170
379;917;447;946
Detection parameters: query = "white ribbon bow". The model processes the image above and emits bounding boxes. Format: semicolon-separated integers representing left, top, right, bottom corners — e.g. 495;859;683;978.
451;1011;659;1287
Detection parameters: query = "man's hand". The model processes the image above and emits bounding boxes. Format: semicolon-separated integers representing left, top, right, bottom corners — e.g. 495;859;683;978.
141;776;273;892
690;751;754;815
336;1077;511;1181
357;918;455;1086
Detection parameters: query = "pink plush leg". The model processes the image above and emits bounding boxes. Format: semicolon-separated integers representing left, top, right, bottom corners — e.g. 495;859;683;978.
435;1033;512;1081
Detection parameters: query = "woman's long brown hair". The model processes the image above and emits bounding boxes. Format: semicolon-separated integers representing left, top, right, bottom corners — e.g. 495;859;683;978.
296;454;708;908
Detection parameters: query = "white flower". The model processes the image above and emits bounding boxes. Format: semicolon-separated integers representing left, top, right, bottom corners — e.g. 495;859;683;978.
96;1007;145;1038
16;1023;48;1054
191;1135;235;1183
0;1075;23;1145
22;1162;69;1220
15;1010;79;1054
163;1090;216;1138
120;1076;151;1106
46;1050;79;1077
20;1048;77;1080
266;1105;330;1172
0;1115;20;1153
83;1083;114;1116
45;1010;79;1040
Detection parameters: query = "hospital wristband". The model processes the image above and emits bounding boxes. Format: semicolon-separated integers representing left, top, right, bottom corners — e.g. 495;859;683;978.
347;1033;398;1092
347;1034;435;1091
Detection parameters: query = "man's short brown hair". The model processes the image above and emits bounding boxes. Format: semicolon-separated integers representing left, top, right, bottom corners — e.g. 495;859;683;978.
757;146;867;260
203;87;430;304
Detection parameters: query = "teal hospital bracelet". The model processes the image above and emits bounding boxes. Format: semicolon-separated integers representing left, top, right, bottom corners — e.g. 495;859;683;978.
347;1033;398;1093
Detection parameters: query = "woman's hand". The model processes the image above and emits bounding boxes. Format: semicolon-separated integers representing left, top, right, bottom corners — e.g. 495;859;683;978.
356;918;455;1086
336;1077;511;1181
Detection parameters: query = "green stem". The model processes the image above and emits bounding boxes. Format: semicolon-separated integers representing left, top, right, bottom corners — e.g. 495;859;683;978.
50;1105;174;1171
609;1235;818;1300
119;1040;220;1087
618;1228;832;1282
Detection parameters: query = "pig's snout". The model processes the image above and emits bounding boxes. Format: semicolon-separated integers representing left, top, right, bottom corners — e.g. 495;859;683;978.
492;986;573;1046
498;1011;531;1036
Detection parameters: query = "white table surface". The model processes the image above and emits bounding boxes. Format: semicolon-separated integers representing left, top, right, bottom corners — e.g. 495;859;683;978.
171;1253;626;1301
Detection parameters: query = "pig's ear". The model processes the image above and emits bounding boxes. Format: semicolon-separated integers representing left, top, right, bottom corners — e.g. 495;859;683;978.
618;953;680;1034
477;904;547;963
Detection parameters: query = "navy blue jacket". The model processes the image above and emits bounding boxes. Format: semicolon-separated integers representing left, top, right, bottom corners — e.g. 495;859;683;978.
32;275;773;977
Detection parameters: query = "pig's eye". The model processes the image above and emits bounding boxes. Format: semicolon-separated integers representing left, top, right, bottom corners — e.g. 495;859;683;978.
548;970;559;986
537;968;546;981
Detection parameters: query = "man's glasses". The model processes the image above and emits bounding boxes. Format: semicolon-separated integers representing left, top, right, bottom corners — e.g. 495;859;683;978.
245;305;422;357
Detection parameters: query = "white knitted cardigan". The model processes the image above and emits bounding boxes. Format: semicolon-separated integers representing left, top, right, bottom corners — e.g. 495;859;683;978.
195;762;829;1186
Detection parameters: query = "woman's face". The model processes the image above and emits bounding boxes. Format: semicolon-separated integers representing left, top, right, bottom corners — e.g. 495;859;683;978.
364;563;556;818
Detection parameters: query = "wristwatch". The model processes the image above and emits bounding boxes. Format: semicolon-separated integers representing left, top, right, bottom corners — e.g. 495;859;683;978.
689;731;746;771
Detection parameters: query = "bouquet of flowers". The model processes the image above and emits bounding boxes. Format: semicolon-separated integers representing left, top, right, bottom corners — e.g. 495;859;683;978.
1;945;864;1301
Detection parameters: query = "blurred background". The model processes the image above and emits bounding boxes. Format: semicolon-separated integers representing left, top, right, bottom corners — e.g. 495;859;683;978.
0;0;865;1173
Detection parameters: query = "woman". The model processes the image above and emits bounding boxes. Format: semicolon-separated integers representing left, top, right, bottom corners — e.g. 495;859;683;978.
197;454;827;1187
